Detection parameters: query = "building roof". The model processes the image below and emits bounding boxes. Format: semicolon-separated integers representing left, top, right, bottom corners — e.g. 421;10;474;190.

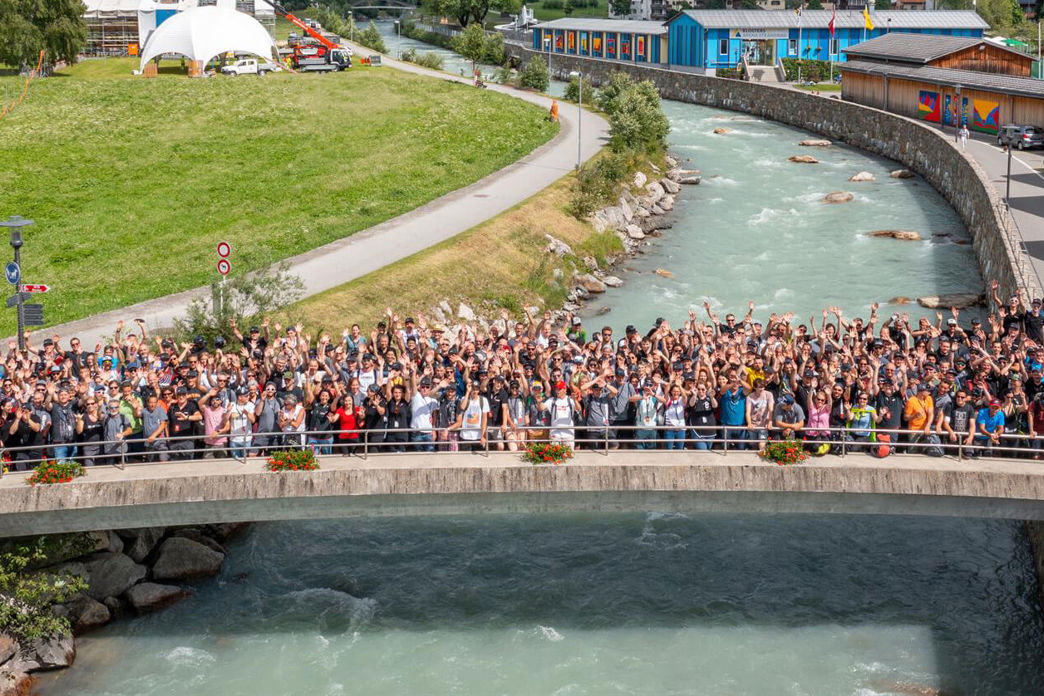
843;32;1032;64
673;9;988;30
841;59;1044;101
534;18;668;35
83;0;141;15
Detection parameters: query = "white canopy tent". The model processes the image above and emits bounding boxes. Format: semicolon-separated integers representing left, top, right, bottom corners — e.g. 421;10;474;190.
138;4;277;70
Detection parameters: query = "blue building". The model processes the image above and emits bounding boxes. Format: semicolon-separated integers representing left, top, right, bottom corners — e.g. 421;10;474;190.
665;10;987;72
531;18;668;65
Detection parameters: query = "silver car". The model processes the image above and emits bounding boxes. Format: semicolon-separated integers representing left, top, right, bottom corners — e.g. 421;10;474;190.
997;124;1044;150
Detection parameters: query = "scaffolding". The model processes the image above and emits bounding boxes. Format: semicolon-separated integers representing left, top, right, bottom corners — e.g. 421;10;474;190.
84;0;142;56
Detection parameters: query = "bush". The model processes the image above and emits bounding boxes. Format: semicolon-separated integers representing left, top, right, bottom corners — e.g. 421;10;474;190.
607;79;669;153
0;536;92;642
483;32;506;65
563;73;593;103
542;0;564;7
594;71;634;116
715;67;743;79
517;56;549;91
401;48;445;70
266;449;320;471
27;461;85;486
780;57;833;82
568;152;628;219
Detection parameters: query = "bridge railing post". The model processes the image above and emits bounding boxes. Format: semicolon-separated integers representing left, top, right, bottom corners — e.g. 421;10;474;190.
722;426;728;454
840;426;846;458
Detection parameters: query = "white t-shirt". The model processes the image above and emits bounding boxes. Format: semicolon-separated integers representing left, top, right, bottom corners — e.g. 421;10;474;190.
543;397;576;438
410;393;439;431
459;396;489;441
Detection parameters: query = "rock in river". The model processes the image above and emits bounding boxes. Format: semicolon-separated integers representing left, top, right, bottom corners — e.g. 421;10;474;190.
800;139;832;147
654;268;675;279
890;169;916;179
713;128;729;134
151;537;225;581
788;155;819;164
822;191;854;204
917;293;986;309
867;229;921;241
83;552;147;601
849;171;876;182
125;583;192;615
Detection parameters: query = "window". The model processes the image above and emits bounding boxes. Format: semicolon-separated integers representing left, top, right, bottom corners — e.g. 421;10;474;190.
788;39;797;55
719;38;728;55
829;39;839;56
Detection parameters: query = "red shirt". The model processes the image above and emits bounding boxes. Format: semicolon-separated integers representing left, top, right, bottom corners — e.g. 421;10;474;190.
335;407;359;441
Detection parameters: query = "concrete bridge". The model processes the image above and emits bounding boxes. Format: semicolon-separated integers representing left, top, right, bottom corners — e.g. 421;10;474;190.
4;452;1044;537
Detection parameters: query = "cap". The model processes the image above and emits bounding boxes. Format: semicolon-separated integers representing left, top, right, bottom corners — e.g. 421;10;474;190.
367;384;381;393
531;381;543;390
781;394;795;405
405;317;415;323
250;325;260;333
989;399;1001;406
572;317;582;325
509;379;520;389
176;387;188;395
918;383;930;392
614;368;626;377
42;338;53;346
236;387;250;396
283;371;293;379
187;370;198;378
626;325;637;333
555;380;567;390
420;378;432;387
102;357;112;364
947;318;957;326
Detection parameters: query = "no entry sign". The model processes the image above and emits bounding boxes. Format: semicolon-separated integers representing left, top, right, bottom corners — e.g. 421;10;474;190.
217;258;232;276
217;241;232;258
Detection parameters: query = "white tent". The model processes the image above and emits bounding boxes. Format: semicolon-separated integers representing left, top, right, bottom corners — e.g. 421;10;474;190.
138;4;277;69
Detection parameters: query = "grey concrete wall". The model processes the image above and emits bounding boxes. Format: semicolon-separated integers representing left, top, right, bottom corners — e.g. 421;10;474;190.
6;452;1044;537
510;46;1039;299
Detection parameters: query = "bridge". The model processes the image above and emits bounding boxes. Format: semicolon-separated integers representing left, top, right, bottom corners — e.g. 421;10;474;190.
4;450;1044;537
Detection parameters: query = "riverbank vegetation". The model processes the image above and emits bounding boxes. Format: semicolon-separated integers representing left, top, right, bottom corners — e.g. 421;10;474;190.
0;66;554;332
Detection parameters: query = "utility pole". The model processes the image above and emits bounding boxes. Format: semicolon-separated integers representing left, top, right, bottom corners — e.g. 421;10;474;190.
1;216;32;352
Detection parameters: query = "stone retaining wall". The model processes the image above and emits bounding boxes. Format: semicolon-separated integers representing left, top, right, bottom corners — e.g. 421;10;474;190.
509;46;1040;299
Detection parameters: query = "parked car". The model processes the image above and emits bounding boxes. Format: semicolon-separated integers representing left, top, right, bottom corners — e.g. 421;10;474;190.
997;124;1044;150
220;58;280;76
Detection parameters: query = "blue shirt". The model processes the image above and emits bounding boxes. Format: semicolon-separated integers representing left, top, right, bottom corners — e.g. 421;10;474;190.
720;388;746;426
975;408;1004;439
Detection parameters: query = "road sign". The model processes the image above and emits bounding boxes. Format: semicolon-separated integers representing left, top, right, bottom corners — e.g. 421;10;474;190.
5;292;30;308
217;241;232;258
22;304;43;327
4;262;20;286
21;284;48;293
217;259;232;276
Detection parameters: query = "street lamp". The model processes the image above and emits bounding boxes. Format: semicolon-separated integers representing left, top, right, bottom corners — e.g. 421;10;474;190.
544;35;552;76
1;215;32;351
348;9;353;44
394;19;400;59
569;70;582;170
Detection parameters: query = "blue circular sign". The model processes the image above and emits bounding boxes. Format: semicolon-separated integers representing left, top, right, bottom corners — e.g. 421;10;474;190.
4;262;20;286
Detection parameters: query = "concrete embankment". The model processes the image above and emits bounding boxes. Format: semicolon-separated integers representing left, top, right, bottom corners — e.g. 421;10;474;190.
505;45;1039;300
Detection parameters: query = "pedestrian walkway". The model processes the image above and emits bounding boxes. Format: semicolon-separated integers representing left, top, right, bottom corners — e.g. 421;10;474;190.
27;52;608;346
961;131;1044;291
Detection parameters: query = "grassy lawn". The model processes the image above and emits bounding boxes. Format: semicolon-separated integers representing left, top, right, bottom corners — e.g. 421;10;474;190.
283;171;621;332
532;0;607;21
793;83;842;92
0;62;556;333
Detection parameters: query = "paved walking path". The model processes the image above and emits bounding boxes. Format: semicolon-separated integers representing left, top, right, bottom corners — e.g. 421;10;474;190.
961;131;1044;291
29;52;608;346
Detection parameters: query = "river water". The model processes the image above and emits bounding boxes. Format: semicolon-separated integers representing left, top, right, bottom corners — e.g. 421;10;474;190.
38;37;1021;696
39;514;1044;695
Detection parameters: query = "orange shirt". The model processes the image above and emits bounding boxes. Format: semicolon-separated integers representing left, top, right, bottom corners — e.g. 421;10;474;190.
904;394;934;430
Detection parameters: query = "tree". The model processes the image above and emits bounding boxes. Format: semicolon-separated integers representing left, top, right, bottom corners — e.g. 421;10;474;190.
0;535;92;642
607;79;670;153
0;0;87;70
610;0;631;15
453;22;490;72
804;0;822;8
564;73;592;102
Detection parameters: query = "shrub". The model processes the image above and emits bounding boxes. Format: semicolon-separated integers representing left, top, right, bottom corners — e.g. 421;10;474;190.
517;56;549;91
483;32;506;65
567;152;628;219
0;536;91;642
780;57;833;82
542;0;564;7
357;20;387;54
27;461;85;486
760;439;808;465
607;79;669;153
563;73;593;103
595;71;635;116
715;67;743;79
401;48;444;70
266;449;320;472
522;442;573;464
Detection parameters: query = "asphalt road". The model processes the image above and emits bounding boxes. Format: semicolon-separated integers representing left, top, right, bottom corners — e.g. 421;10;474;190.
22;52;609;347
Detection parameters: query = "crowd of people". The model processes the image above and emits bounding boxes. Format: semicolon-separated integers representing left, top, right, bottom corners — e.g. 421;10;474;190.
2;280;1042;471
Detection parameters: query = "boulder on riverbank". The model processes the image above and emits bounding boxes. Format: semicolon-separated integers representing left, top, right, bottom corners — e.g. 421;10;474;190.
632;171;647;188
917;293;985;309
713;128;729;134
116;527;165;564
890;169;916;179
125;583;192;615
83;552;146;601
626;224;645;240
672;169;701;184
151;538;224;581
67;596;111;634
603;275;624;288
849;171;876;182
823;191;854;204
800;139;832;147
544;234;572;257
789;155;818;164
868;229;921;241
660;177;680;194
576;273;606;294
0;670;32;696
10;634;74;673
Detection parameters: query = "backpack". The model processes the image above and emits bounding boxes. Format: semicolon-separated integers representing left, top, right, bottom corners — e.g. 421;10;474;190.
873;432;892;458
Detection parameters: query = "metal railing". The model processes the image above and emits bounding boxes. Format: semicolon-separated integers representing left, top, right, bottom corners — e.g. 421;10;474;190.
0;423;1035;476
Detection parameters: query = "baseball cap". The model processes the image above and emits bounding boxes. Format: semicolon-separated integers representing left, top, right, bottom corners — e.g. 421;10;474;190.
572;317;582;325
531;381;543;390
176;387;188;395
947;318;957;326
555;380;567;390
781;394;794;405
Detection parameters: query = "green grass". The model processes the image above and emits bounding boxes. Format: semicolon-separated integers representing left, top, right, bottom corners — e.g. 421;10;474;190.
531;0;607;21
0;63;557;332
793;83;842;92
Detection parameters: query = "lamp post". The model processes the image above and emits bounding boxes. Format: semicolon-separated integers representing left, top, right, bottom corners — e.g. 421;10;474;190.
569;70;582;170
348;10;353;44
394;19;400;59
1;215;31;352
544;35;552;77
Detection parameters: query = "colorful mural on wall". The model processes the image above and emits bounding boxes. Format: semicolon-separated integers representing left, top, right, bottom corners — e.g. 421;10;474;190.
555;33;563;51
607;36;615;58
636;36;645;59
918;90;941;123
593;36;601;55
971;98;1000;134
567;31;575;51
